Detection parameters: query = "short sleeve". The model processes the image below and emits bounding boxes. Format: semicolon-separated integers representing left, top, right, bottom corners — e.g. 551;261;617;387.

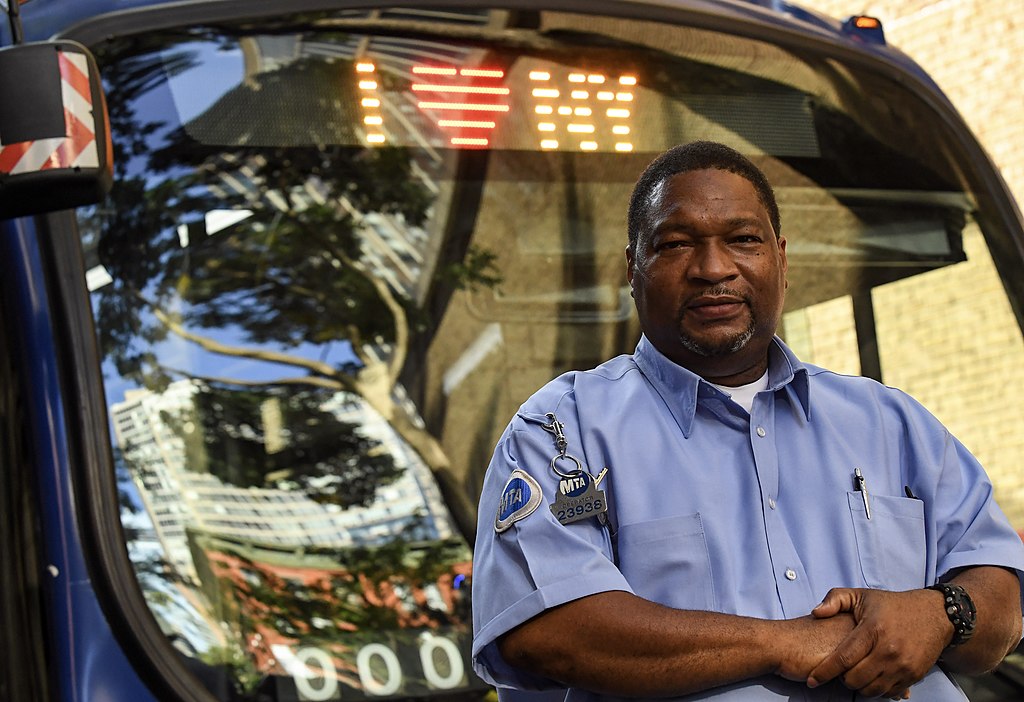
929;429;1024;588
471;402;632;689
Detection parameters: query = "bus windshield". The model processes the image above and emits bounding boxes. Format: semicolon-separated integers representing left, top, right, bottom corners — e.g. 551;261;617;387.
75;6;1024;700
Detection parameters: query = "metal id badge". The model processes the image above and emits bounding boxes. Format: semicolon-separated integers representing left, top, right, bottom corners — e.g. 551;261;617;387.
549;462;608;526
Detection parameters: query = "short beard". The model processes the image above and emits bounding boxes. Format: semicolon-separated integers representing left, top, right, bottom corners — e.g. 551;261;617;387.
679;320;755;358
677;285;756;357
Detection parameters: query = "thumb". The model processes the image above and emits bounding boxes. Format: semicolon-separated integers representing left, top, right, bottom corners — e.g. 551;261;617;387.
812;588;859;618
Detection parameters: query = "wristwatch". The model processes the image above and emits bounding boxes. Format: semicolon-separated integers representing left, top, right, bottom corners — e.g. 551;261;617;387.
927;582;977;647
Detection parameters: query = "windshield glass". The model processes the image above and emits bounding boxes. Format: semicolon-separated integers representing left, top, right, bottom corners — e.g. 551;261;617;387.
77;6;1024;700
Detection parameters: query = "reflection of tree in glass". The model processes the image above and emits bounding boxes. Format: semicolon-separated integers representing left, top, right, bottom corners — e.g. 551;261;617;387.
90;36;502;539
190;528;476;696
190;643;270;701
164;384;401;506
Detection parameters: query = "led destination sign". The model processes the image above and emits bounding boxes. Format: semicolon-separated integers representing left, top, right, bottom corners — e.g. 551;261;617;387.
355;60;639;152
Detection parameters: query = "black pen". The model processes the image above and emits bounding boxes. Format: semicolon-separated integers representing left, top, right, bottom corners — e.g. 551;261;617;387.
854;467;871;519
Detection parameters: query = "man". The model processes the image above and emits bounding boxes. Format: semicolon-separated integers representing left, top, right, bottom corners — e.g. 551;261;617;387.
470;141;1024;700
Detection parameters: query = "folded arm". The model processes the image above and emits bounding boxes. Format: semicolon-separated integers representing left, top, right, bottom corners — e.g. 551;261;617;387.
806;565;1022;698
497;590;854;698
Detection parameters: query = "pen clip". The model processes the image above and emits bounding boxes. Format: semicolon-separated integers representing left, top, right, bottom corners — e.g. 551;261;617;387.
854;467;871;519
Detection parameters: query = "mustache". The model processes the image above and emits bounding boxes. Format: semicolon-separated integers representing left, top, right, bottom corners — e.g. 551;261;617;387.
675;285;749;326
682;284;750;307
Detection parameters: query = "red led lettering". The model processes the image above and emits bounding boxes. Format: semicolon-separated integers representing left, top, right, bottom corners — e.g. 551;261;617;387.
412;64;508;148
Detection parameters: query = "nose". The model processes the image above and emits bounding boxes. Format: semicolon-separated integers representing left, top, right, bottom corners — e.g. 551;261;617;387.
688;240;739;283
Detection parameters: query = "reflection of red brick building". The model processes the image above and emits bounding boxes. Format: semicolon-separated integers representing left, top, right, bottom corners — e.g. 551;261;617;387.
189;530;478;697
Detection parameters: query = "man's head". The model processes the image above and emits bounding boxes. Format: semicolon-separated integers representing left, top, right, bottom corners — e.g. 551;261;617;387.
625;141;788;385
627;141;781;250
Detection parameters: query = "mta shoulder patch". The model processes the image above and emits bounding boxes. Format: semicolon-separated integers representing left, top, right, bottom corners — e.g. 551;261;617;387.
495;469;543;533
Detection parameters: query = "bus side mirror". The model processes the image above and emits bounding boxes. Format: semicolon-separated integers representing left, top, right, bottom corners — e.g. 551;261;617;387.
0;41;113;219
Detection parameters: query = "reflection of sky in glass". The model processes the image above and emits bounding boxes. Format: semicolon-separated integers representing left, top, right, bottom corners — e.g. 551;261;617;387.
95;304;362;411
102;42;243;184
162;42;244;124
147;328;362;397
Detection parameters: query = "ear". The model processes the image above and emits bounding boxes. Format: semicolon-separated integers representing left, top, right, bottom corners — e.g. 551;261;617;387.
625;244;635;287
778;236;789;289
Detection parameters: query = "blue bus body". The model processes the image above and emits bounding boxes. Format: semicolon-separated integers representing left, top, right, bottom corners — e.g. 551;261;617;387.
2;2;1023;701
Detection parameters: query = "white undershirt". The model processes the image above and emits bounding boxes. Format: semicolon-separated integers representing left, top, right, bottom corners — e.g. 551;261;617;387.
710;371;769;414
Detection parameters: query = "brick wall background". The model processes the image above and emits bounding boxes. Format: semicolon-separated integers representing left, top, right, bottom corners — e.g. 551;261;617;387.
789;1;1024;526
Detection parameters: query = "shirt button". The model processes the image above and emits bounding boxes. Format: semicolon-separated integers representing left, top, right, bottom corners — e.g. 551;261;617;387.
785;568;797;581
768;497;777;510
756;426;766;437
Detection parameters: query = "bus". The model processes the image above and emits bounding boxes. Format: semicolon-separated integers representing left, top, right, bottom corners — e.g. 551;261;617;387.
2;1;1023;700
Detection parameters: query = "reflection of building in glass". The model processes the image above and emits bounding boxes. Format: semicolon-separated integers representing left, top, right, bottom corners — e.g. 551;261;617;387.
125;519;226;656
323;390;455;545
113;382;201;578
178;33;446;301
112;380;456;582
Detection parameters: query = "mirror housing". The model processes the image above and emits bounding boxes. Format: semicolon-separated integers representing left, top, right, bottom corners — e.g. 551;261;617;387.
0;40;113;219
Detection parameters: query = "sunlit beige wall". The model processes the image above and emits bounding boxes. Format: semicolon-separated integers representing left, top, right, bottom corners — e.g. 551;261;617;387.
791;0;1024;526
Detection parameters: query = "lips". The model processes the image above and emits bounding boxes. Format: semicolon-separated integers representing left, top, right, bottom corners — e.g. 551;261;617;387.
686;295;746;320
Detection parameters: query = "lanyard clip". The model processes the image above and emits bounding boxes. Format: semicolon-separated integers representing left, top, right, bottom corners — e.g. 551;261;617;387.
543;412;568;457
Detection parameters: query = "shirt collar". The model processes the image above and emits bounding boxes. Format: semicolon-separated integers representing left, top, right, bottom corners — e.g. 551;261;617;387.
633;335;811;437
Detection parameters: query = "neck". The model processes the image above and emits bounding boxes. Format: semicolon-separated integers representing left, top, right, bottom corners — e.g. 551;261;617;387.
698;358;769;387
659;341;772;387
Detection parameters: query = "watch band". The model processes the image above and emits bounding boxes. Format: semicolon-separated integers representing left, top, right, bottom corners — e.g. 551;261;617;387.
927;582;977;647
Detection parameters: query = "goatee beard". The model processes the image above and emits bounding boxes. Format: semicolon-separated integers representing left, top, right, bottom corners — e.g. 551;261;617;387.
678;284;756;357
679;322;755;358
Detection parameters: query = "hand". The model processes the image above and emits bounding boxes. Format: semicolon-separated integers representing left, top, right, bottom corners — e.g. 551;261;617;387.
774;614;855;682
807;588;951;698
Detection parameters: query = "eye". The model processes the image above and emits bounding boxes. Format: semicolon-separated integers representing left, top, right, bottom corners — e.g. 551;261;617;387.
732;233;763;244
655;238;690;251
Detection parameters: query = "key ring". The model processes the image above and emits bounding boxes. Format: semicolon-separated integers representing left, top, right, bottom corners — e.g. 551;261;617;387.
550;453;584;479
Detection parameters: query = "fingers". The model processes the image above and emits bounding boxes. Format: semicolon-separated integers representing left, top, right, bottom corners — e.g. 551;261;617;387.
806;626;875;687
840;661;913;699
812;587;861;619
807;588;939;698
810;631;921;698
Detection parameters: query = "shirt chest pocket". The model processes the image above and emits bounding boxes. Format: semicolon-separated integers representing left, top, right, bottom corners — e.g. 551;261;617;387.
615;513;716;611
848;492;927;591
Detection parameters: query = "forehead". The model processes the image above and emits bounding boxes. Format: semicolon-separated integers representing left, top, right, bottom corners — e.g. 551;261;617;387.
650;168;766;222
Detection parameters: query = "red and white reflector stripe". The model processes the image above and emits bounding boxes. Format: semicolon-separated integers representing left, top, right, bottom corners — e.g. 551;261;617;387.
0;51;98;175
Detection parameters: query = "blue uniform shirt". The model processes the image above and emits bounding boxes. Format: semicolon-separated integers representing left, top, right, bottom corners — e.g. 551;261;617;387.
471;335;1024;701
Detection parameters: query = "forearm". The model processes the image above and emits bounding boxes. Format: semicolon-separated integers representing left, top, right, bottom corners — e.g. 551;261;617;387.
498;590;849;697
942;566;1023;674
